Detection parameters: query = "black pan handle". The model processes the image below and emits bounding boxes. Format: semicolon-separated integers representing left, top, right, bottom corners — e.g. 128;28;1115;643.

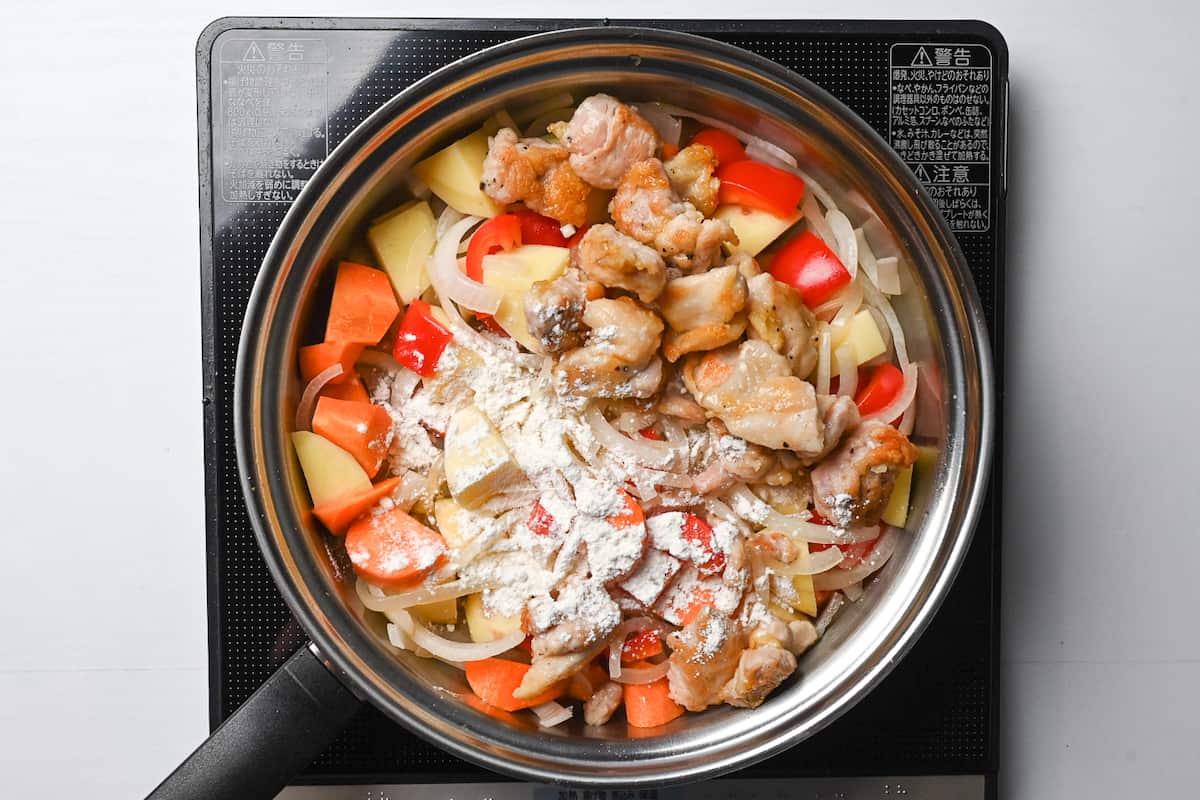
147;644;362;800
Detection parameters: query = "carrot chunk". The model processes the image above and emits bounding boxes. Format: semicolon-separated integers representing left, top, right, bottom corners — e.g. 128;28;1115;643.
465;658;565;712
320;372;370;403
325;261;401;345
345;506;447;588
311;396;392;477
312;476;400;534
623;673;684;728
299;341;363;385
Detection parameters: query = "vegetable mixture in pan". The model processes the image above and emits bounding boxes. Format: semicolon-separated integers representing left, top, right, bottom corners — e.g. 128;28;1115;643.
291;93;923;730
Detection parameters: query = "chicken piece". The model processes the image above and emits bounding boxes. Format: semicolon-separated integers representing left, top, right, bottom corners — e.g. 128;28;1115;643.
481;128;590;227
744;272;819;377
810;419;918;527
658;265;749;362
524;268;596;355
681;340;824;455
749;531;799;564
526;577;621;658
584;681;624;726
548;94;660;190
751;480;812;515
515;639;610;700
719;646;797;708
787;619;819;656
666;607;747;711
663;320;747;363
725;251;762;280
611;159;737;272
665;143;720;216
574;223;667;303
655;392;708;426
799;394;861;466
554;297;665;399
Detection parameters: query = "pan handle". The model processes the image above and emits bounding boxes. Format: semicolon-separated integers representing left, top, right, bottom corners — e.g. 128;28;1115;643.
147;643;362;800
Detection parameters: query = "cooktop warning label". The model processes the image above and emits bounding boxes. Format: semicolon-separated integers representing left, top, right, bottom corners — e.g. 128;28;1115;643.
216;38;328;203
889;43;992;232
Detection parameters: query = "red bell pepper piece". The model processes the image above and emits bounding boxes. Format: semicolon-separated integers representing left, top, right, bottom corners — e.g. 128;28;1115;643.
769;231;852;307
716;159;805;218
854;363;906;416
527;500;555;536
620;629;665;664
566;223;591;250
690;127;747;166
464;214;522;336
638;426;664;441
681;513;726;576
392;299;453;377
512;210;568;247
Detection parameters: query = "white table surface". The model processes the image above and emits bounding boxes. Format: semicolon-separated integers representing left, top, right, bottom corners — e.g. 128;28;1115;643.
1;1;1196;797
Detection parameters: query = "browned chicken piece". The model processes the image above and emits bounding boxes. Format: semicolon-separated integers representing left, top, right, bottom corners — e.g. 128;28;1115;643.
681;340;824;455
583;681;624;726
664;143;720;216
525;268;598;354
526;577;621;658
798;394;861;466
574;223;667;303
655;392;708;426
719;646;797;708
692;425;778;495
725;251;762;280
666;607;747;711
555;297;665;399
481;128;590;227
749;530;799;563
744;272;819;377
516;639;610;700
611;159;737;272
787;619;819;656
658;265;749;362
811;419;918;527
548;94;660;190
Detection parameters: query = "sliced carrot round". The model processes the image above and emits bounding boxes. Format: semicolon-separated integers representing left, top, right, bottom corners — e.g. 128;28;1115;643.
464;658;564;712
345;506;447;589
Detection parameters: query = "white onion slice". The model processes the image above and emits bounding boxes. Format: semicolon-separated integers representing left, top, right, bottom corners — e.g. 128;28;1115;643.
898;396;917;436
636;104;682;147
812;529;899;591
662;419;690;473
427;215;500;314
608;617;656;680
656;103;797;167
829;280;864;338
815;323;832;395
843;581;865;602
611;660;670;685
393;470;427;511
855;228;880;289
356;349;401;374
585;405;675;469
836;345;858;398
814;591;846;636
389;367;420;406
801;193;838;251
356;576;495;613
435;205;465;239
532;700;574;727
875;256;902;295
766;545;844;576
826;209;858;280
409;620;525;663
864;363;918;423
295;363;342;430
860;278;908;366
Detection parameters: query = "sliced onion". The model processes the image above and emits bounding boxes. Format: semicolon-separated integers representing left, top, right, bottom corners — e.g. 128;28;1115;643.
749;548;769;607
608;617;656;680
524;107;574;138
409;620;525;663
875;256;902;295
356;576;495;613
836;345;858;398
356;349;402;374
829;280;864;338
427;216;500;314
815;323;832;395
611;660;670;685
295;363;342;429
856;228;880;289
635;103;682;147
766;545;844;576
392;471;427;512
802;193;838;251
726;486;879;545
813;529;900;591
389;367;420;406
513;92;575;125
861;278;909;366
642;468;695;489
865;362;918;423
843;581;865;602
814;591;846;636
585;405;676;469
657;103;797;167
661;419;691;473
826;209;858;280
435;205;465;239
532;700;574;727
